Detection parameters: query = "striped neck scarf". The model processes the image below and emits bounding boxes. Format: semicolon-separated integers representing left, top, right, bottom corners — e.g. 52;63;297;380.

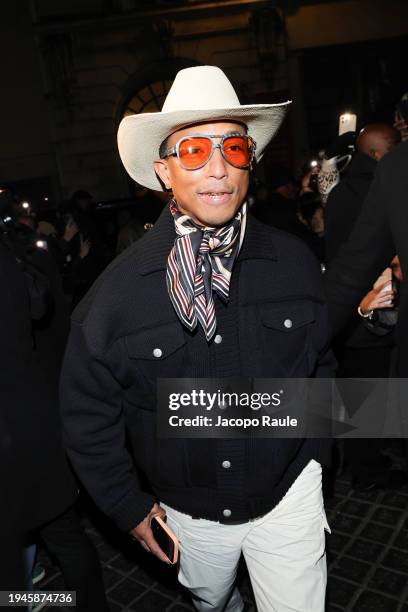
167;198;247;341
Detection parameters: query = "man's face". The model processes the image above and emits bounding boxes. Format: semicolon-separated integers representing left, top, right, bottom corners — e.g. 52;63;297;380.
154;121;250;227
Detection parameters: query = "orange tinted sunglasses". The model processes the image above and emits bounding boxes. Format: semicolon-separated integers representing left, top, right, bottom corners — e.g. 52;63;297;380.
160;133;256;170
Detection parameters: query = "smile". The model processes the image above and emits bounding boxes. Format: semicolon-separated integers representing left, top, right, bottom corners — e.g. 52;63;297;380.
198;192;233;205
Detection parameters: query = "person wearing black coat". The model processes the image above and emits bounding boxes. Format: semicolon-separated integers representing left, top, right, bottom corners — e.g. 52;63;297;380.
325;137;408;375
0;240;31;590
0;229;108;611
325;124;400;264
325;124;400;349
0;237;76;532
326;151;376;263
61;66;336;611
324;124;402;488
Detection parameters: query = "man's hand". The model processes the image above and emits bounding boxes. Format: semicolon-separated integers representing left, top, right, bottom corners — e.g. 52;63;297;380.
130;503;170;563
359;280;394;315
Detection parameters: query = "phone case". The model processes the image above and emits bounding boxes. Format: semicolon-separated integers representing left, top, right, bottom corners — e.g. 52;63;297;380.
151;514;179;565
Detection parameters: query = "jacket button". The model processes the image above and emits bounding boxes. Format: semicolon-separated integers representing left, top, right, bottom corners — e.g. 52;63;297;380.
153;348;162;358
222;460;231;469
223;508;232;518
284;319;293;329
214;334;222;344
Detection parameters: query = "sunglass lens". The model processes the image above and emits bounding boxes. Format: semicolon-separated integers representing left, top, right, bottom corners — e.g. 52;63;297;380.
222;136;251;167
179;137;212;169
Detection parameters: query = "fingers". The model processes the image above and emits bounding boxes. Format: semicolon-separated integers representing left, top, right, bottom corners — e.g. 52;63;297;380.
143;531;171;564
147;507;171;563
130;503;171;564
377;290;394;300
134;526;171;564
148;502;166;521
367;291;395;310
151;509;166;521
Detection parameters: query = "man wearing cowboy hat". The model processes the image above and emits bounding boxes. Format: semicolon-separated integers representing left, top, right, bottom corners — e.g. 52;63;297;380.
61;66;334;611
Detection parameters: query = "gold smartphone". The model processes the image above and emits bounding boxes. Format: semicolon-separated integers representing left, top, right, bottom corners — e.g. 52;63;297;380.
151;515;179;565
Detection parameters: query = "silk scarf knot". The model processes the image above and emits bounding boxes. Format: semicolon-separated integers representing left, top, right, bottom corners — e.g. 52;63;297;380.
166;198;247;341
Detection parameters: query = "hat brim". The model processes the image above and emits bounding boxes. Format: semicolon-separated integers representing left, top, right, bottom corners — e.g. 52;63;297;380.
117;102;291;191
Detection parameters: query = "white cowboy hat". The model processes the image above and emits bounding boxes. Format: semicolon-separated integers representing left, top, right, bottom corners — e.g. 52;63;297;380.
117;65;291;191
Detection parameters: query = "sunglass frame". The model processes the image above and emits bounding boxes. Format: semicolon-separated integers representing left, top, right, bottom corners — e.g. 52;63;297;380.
160;132;256;170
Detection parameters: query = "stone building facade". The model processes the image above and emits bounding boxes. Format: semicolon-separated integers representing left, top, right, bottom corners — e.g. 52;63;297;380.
1;0;407;203
33;0;291;200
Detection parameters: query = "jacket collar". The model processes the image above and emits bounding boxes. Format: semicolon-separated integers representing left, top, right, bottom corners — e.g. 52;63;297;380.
138;203;278;276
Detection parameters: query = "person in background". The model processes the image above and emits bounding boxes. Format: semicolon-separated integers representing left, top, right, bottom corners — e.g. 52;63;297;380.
325;123;400;263
0;193;108;611
297;192;325;263
325;123;401;490
251;165;298;232
62;191;109;307
324;135;408;508
115;189;165;255
394;92;408;142
252;166;325;260
0;239;26;592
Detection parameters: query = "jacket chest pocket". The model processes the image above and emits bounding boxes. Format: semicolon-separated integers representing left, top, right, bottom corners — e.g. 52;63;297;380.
124;321;188;391
258;300;316;376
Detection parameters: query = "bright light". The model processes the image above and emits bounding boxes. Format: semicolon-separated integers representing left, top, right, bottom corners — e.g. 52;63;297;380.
22;201;30;209
310;160;318;168
339;112;357;136
36;240;46;249
44;196;49;201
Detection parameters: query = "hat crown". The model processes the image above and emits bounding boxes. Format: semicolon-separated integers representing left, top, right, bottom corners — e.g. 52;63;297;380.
162;66;240;112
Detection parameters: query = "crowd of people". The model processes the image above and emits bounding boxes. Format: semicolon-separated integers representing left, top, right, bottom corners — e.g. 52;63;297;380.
1;64;408;611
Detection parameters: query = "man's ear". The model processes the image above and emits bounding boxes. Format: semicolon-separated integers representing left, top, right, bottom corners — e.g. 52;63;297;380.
154;160;171;190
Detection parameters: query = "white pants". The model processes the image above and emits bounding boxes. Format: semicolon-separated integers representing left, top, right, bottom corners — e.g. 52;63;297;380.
162;460;330;612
